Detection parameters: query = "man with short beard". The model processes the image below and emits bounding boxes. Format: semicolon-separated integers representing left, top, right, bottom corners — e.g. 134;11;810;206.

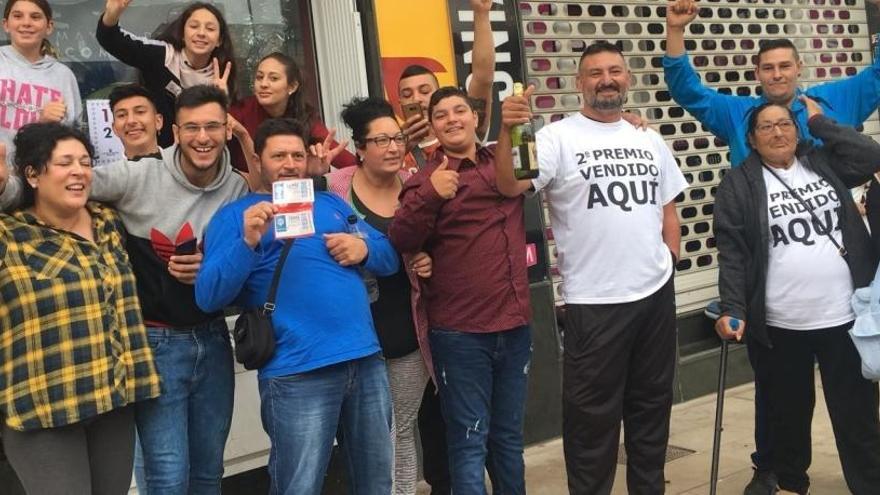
90;85;248;492
494;41;687;495
664;0;880;168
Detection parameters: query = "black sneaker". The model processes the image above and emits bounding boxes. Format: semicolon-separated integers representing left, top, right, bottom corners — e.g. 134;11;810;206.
744;468;778;495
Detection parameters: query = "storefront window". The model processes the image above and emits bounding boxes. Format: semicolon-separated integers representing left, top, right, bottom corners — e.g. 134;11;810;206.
0;0;320;109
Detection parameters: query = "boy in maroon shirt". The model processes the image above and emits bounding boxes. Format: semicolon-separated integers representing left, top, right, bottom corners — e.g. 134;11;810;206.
389;87;530;494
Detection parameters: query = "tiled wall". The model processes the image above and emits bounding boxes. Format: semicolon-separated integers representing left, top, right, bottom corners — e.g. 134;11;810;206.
520;0;878;314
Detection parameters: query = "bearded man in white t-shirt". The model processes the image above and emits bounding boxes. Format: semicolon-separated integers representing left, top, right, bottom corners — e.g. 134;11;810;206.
495;41;688;495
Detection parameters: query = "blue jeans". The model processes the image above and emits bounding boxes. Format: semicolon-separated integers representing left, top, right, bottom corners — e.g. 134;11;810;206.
135;319;235;495
258;353;392;495
430;325;531;495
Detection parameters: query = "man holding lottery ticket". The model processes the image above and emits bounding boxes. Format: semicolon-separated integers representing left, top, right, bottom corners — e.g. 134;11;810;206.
196;118;399;494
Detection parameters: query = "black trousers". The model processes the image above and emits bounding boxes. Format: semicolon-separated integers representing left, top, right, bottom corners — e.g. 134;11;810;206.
419;380;451;494
562;275;676;495
3;405;135;495
745;336;774;471
753;323;880;494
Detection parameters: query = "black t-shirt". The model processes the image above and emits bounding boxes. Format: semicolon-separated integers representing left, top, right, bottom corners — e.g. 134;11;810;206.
352;190;419;358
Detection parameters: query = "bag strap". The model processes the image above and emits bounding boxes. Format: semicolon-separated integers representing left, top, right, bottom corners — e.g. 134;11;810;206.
763;164;848;257
264;239;295;314
411;147;427;169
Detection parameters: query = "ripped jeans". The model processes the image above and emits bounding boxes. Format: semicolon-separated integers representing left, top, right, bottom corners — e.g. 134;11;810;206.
429;325;531;495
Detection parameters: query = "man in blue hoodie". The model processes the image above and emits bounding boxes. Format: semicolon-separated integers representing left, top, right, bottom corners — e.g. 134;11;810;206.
664;0;880;168
196;118;399;494
664;2;880;493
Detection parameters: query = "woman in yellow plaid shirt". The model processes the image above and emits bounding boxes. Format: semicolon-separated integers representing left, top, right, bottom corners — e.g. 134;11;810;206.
0;122;161;494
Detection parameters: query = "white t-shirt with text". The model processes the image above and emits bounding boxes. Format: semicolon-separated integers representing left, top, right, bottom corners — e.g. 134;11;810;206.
533;113;688;304
763;159;854;330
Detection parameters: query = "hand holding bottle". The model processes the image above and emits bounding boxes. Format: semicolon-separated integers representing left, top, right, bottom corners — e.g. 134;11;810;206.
501;84;534;131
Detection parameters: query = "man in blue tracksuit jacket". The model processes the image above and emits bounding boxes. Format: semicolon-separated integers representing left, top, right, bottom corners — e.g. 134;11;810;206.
664;2;880;494
664;0;880;168
195;118;399;495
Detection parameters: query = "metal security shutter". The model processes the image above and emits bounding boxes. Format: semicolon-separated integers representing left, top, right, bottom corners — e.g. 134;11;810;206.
519;0;878;315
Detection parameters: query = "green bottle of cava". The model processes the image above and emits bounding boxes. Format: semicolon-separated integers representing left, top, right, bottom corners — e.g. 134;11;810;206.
510;82;539;180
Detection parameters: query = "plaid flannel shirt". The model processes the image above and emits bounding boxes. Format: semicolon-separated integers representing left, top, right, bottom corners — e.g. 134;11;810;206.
0;202;161;431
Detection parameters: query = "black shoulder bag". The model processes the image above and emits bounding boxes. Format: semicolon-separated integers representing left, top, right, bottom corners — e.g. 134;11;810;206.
233;239;294;370
763;164;847;258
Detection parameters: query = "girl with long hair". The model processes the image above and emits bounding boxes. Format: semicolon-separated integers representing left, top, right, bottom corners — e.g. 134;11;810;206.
0;0;82;209
97;0;237;147
229;52;356;173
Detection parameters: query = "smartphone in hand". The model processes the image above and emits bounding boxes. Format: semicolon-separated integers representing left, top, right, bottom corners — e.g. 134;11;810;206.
175;238;198;256
402;102;423;120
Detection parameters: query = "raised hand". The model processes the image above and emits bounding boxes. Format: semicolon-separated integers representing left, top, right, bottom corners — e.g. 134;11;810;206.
227;114;249;141
501;84;535;131
103;0;132;26
212;58;232;96
800;95;823;120
324;233;367;266
308;129;349;172
470;0;493;14
666;0;698;29
40;99;66;123
243;201;277;248
429;156;459;200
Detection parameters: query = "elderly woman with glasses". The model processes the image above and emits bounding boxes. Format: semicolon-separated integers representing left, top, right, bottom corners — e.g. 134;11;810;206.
326;97;433;495
713;96;880;495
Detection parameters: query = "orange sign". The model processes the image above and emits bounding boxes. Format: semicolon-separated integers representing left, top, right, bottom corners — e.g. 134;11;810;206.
373;0;458;115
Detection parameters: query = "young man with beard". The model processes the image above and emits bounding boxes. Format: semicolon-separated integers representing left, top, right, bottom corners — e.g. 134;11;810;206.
664;2;880;492
495;41;687;494
91;84;248;493
664;0;880;167
109;84;164;161
389;87;531;494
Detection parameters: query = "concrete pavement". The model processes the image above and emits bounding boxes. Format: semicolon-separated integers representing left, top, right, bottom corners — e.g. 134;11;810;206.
418;370;851;494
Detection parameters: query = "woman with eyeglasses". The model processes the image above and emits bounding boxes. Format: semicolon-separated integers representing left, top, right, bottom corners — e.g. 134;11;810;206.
327;97;432;494
713;97;880;495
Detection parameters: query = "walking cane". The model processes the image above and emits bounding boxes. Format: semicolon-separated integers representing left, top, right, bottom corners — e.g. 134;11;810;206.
709;318;739;495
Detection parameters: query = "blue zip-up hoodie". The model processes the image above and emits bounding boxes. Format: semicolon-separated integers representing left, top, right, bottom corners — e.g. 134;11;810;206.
663;47;880;166
195;192;400;379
